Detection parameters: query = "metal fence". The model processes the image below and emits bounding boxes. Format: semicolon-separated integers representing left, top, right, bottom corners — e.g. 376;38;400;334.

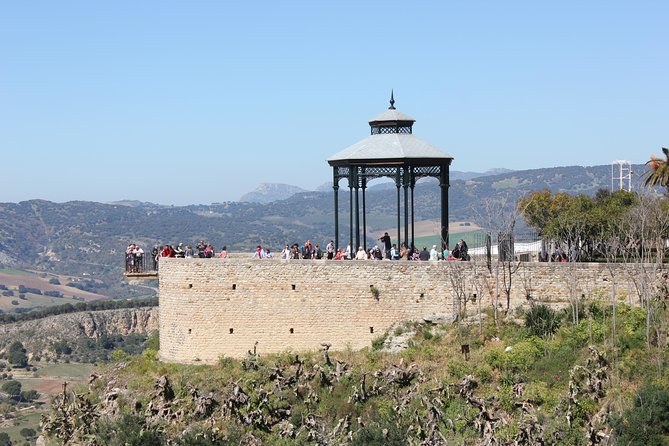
124;252;158;274
467;231;542;262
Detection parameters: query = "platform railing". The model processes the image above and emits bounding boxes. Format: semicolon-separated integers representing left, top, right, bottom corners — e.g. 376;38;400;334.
124;252;158;274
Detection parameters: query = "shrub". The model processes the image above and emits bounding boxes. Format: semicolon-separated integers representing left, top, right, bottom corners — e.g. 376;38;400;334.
176;427;242;445
371;334;387;351
18;285;41;295
586;301;605;320
52;340;72;355
446;360;470;379
44;290;64;298
111;349;129;362
93;413;164;445
145;332;159;351
351;416;410;445
524;304;560;338
524;381;558;409
20;389;39;401
20;427;37;439
475;363;493;383
486;338;544;373
611;383;669;445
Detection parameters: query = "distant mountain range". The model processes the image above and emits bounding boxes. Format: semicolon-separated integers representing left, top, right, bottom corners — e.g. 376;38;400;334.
241;169;517;203
239;183;309;204
0;164;649;301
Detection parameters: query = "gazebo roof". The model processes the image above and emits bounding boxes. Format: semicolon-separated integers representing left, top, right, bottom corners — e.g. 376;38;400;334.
328;93;453;166
327;133;453;165
368;108;415;124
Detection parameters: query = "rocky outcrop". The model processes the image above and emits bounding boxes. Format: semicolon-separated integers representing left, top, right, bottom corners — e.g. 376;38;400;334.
71;307;157;339
0;307;158;359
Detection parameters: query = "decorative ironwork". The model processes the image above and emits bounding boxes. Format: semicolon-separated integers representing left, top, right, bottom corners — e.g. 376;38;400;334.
413;165;442;179
358;166;401;179
333;166;351;185
371;125;412;135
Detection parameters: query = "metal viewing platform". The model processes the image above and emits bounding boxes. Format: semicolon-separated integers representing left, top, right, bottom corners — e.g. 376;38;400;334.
124;253;158;280
124;271;159;280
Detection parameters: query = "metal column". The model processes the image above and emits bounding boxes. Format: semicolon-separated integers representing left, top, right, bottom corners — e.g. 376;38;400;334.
439;163;450;250
361;176;367;251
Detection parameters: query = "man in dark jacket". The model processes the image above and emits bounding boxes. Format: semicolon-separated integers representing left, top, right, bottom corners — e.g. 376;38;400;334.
419;247;430;261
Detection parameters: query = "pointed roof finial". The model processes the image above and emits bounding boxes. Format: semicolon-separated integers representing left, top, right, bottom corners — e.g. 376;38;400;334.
388;90;396;110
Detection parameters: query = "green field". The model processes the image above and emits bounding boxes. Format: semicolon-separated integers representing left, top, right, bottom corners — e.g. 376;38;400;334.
411;229;486;250
0;267;31;276
0;292;85;312
33;362;94;379
3;362;95;443
3;411;42;443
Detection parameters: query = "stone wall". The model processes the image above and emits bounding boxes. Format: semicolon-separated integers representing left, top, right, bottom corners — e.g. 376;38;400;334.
158;259;640;364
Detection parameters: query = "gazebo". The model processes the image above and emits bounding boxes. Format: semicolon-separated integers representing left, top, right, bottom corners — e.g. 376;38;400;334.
327;93;454;253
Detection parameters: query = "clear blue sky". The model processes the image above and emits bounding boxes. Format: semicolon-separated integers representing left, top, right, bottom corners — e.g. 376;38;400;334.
1;1;666;205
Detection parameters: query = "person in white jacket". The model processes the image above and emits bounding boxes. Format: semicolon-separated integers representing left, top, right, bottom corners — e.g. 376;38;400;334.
355;246;368;260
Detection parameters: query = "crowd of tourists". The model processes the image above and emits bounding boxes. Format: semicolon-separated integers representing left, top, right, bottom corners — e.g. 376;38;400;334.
125;236;471;273
150;240;230;268
248;237;470;262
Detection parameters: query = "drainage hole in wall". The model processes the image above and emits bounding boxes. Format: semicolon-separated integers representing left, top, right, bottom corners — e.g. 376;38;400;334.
369;327;374;334
420;293;424;298
229;328;234;334
291;284;296;290
289;328;294;334
232;284;236;290
188;284;193;289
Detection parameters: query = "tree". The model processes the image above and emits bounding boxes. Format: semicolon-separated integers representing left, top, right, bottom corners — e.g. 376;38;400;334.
643;147;669;195
20;427;37;441
52;340;72;356
445;261;469;323
519;189;637;262
2;380;21;397
476;195;521;320
0;432;11;446
20;389;39;401
7;341;28;368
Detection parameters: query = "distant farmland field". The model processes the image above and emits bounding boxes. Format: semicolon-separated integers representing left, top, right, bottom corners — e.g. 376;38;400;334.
379;220;485;249
0;268;105;313
412;229;487;250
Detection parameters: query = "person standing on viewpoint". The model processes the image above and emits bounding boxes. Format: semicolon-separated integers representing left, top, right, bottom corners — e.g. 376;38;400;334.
379;232;392;259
